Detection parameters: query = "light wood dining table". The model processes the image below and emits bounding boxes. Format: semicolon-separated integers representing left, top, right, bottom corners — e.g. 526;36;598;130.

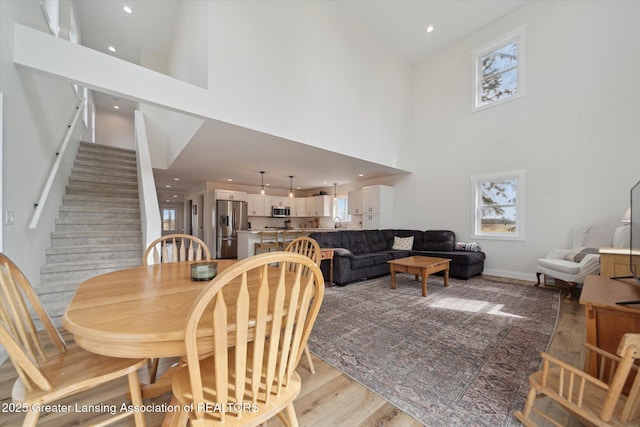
62;259;290;401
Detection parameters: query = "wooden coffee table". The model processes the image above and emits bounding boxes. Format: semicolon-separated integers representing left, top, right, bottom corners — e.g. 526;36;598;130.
388;256;451;297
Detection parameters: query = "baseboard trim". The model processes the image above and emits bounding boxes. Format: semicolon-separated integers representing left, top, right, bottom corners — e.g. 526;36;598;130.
482;268;537;283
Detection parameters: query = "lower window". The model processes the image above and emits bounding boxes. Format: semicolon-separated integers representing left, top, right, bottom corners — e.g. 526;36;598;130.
471;170;525;241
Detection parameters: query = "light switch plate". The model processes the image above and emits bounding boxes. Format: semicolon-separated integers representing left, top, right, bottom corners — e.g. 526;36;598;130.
5;210;14;225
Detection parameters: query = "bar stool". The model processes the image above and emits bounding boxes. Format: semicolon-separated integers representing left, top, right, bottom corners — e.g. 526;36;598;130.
279;230;301;250
254;231;279;254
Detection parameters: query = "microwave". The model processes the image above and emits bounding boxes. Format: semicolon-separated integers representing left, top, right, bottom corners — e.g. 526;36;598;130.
271;206;290;217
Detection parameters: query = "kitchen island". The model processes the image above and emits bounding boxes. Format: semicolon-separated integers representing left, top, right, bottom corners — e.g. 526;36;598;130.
237;229;334;259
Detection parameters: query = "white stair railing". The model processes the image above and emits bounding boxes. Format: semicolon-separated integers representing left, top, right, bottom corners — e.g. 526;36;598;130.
29;97;84;229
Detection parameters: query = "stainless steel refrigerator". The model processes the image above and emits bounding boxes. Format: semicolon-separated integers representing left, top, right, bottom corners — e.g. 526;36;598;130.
216;199;248;258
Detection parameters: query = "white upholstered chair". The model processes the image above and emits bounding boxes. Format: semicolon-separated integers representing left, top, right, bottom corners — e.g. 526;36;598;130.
536;223;629;297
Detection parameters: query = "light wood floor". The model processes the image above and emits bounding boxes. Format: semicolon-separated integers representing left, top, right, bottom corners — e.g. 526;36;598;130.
0;276;585;427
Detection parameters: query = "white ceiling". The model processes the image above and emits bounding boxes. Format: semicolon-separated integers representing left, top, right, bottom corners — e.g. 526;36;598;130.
75;0;529;197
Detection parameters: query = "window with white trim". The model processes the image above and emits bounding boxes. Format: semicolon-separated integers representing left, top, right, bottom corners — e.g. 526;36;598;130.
472;27;526;111
162;208;177;232
334;195;351;224
471;170;525;240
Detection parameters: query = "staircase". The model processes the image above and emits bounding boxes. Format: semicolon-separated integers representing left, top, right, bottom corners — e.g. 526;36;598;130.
39;142;144;325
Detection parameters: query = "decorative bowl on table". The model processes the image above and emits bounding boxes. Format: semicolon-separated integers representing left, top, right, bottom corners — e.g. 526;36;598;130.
190;261;218;281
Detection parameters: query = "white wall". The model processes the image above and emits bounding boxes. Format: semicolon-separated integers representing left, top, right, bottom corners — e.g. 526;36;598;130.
1;0;87;283
169;0;208;89
206;1;411;171
95;106;134;150
401;1;640;280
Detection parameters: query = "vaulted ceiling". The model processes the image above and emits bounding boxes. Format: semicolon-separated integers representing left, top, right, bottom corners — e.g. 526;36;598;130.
74;0;529;198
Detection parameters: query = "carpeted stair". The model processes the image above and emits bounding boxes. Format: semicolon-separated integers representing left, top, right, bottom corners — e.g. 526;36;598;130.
39;142;144;325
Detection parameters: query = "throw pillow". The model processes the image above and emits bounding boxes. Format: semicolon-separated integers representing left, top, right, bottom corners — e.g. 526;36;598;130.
455;242;481;252
392;236;414;250
565;246;599;262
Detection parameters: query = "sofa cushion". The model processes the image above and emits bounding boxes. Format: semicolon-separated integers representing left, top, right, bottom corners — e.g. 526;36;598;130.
309;231;341;248
392;236;414;250
538;258;581;274
411;250;485;265
350;252;392;269
337;231;374;254
388;250;411;259
365;230;388;252
387;229;423;250
421;230;455;251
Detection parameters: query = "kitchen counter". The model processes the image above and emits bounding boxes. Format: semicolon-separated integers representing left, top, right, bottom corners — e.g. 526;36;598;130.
237;228;336;259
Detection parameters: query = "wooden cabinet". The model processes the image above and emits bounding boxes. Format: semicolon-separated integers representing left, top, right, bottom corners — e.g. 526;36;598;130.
599;247;640;278
306;195;331;217
348;190;363;215
361;185;393;229
580;275;640;388
215;190;247;201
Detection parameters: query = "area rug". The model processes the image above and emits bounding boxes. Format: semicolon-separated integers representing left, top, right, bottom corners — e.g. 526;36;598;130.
307;274;561;427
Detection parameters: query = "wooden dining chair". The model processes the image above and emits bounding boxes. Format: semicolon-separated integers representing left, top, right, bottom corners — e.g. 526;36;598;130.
143;234;211;382
285;236;322;374
171;251;325;426
143;233;210;266
0;253;147;427
514;333;640;426
254;231;279;255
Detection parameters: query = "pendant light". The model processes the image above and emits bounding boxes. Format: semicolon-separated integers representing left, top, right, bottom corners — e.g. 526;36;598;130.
289;176;294;198
260;171;265;195
334;183;338;199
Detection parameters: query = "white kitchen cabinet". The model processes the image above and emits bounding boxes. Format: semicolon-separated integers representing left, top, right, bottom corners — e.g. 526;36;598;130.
361;185;393;229
215;189;247;201
247;194;267;216
271;196;291;208
306;195;331;217
348;189;363;215
293;197;306;217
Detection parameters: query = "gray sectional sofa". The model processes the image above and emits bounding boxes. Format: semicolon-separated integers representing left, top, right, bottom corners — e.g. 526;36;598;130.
307;229;485;285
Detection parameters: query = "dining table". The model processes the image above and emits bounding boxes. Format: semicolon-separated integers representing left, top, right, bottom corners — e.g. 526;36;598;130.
62;259;297;403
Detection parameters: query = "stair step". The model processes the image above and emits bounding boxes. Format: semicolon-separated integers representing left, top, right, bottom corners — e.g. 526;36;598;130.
67;177;138;192
71;167;138;181
65;184;139;198
55;218;141;232
61;195;140;208
46;244;142;263
40;258;143;284
50;231;142;247
58;205;140;219
79;141;136;158
73;158;137;174
76;152;136;164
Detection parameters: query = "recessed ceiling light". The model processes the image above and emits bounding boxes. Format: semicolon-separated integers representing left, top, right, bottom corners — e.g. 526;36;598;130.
227;178;233;182
173;195;178;198
426;25;434;33
108;46;116;52
165;185;171;188
173;177;180;181
113;105;119;110
123;5;133;14
358;174;364;177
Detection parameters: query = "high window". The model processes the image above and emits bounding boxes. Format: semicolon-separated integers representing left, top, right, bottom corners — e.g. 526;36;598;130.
471;170;525;240
472;27;526;111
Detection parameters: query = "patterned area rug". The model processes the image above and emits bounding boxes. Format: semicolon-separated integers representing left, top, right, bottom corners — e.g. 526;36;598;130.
307;274;560;426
